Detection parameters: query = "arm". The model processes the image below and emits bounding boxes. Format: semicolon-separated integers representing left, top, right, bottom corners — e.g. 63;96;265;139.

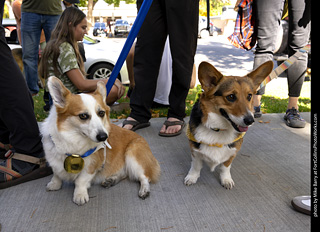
66;68;125;102
66;68;108;92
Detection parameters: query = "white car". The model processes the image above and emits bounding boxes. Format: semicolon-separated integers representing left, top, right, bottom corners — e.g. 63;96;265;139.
4;20;129;85
83;35;129;84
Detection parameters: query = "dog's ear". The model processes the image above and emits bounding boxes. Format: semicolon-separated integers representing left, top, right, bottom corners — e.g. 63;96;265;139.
198;61;224;92
247;61;273;90
94;81;107;102
47;76;71;108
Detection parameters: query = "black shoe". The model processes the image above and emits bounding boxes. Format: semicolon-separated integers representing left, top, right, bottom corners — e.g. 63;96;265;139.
284;107;306;128
254;105;262;118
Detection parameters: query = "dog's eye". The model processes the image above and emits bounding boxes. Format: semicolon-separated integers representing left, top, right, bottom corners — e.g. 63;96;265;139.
79;113;89;120
247;94;252;101
226;94;237;102
98;110;105;118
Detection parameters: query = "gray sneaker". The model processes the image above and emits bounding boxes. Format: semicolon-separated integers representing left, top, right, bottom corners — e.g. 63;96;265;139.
284;107;306;128
254;105;262;118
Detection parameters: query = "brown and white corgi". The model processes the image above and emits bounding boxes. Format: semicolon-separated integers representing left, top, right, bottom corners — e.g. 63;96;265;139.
184;61;273;189
41;77;160;205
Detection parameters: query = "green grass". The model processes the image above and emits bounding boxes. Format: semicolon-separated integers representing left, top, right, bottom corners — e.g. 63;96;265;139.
33;90;49;122
261;79;311;113
33;80;311;122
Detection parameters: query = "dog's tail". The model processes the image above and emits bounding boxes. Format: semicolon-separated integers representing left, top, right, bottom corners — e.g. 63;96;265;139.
148;159;161;184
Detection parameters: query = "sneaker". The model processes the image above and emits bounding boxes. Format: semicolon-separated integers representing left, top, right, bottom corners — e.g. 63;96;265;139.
291;196;311;215
284;107;306;128
254;105;262;118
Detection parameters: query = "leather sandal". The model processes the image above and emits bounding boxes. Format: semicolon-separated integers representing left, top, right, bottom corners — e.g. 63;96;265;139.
122;119;150;131
0;150;52;189
159;120;185;137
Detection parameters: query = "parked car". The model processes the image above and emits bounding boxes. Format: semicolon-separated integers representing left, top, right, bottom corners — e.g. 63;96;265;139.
93;22;107;37
2;18;19;44
83;35;129;84
3;19;129;85
114;19;130;37
198;16;222;38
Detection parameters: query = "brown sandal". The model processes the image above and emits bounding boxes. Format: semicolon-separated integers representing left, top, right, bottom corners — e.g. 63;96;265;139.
0;151;52;189
122;119;150;131
159;120;185;137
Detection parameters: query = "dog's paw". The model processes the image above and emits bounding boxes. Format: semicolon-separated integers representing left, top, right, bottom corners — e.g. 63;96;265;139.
101;178;116;189
139;188;150;200
73;190;89;206
221;178;235;190
138;183;150;200
46;181;62;191
184;174;198;186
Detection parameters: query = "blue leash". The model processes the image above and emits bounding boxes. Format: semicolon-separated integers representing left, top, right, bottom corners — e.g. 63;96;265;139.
105;0;153;95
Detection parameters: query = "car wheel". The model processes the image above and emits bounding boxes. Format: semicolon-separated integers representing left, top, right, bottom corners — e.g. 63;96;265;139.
200;29;209;39
87;63;121;82
88;63;113;80
212;31;218;37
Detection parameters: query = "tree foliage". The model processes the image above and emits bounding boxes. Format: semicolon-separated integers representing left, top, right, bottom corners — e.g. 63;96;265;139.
199;0;231;17
104;0;136;7
78;0;136;8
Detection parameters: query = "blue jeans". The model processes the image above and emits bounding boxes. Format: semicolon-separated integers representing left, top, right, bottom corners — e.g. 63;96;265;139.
21;12;60;94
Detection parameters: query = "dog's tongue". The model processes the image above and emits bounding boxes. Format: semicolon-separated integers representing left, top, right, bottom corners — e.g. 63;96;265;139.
238;126;248;132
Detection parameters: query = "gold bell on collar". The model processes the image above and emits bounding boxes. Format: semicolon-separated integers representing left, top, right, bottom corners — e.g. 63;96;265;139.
64;154;84;174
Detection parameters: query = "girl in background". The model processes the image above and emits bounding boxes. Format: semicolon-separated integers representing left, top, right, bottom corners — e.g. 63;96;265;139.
39;7;125;106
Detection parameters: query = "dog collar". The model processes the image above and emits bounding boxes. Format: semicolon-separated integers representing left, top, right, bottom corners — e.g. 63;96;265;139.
48;135;112;173
186;125;245;148
66;147;97;158
63;140;112;174
65;139;112;158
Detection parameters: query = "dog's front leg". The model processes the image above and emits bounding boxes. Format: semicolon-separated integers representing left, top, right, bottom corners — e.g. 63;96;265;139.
73;171;95;205
184;153;203;186
220;163;234;190
46;174;62;191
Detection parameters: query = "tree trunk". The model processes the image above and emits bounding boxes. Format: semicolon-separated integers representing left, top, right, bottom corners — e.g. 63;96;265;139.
87;0;94;29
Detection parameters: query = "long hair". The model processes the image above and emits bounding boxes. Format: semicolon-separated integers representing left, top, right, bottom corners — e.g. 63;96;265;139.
39;7;86;79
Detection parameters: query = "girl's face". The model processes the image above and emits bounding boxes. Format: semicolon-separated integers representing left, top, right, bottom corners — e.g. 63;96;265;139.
73;17;88;41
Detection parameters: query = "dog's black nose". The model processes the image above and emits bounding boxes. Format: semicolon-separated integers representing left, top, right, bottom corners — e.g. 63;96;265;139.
244;115;254;126
96;132;108;141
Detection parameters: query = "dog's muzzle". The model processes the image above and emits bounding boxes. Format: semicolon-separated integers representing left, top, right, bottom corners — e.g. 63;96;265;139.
244;115;254;126
96;131;108;142
220;109;254;133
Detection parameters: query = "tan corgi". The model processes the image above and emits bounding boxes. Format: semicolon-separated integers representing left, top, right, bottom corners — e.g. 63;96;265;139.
41;77;160;205
184;61;273;189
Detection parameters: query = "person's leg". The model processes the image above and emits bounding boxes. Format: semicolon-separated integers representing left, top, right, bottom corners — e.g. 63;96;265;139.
252;0;285;117
41;14;60;42
283;0;310;128
126;43;135;97
286;0;310;105
21;12;42;95
159;0;198;135
0;15;50;187
40;14;60;111
126;0;167;128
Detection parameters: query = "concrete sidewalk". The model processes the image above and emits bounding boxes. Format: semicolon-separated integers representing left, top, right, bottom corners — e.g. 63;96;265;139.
0;113;311;232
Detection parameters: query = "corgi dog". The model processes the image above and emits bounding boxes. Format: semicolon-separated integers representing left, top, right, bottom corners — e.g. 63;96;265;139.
41;77;160;205
184;61;273;189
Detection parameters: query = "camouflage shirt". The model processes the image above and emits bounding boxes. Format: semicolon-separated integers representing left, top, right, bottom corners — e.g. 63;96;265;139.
46;42;80;93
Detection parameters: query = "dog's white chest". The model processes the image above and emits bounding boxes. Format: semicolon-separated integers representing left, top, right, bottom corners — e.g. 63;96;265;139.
196;144;236;165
